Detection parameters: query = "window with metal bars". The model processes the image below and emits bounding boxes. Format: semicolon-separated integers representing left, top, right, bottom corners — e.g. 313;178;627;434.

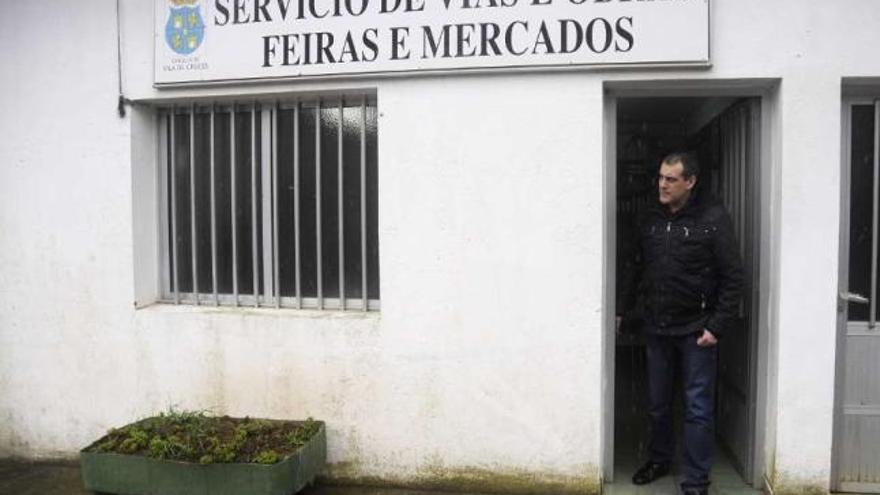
158;97;379;310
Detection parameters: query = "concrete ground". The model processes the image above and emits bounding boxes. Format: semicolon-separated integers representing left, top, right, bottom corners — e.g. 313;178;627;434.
606;454;762;495
0;459;764;495
0;460;487;495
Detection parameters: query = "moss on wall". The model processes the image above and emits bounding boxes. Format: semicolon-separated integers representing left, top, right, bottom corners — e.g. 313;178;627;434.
322;460;600;495
768;467;829;495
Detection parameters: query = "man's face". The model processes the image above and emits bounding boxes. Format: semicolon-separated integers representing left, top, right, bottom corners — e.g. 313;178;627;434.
658;161;696;210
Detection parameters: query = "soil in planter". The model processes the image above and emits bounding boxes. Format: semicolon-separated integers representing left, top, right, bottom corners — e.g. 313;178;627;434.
83;411;320;465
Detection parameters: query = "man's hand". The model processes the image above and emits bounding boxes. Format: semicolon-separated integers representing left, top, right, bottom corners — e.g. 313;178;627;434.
616;316;623;334
696;329;717;347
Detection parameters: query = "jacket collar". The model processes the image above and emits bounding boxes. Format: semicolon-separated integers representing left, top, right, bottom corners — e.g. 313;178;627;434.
649;190;707;220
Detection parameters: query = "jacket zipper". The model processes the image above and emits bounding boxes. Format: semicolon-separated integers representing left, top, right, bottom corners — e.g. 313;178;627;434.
665;222;671;256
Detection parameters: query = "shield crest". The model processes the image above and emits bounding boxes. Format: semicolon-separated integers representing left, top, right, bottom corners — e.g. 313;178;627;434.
165;6;205;55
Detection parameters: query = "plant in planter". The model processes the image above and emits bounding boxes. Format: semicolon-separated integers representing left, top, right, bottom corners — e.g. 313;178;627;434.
81;410;325;495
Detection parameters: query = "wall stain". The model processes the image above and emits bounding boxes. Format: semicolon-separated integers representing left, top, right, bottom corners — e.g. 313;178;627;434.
769;465;829;495
322;460;600;495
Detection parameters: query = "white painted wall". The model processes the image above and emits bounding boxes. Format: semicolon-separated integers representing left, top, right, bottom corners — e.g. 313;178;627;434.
3;1;880;493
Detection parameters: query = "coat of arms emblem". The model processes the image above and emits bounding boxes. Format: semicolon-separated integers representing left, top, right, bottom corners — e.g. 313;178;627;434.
165;0;205;55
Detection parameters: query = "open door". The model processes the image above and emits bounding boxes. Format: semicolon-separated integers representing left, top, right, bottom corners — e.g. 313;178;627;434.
711;99;762;483
833;99;880;493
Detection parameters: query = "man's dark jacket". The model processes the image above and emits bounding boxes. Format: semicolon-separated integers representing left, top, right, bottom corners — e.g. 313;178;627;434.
619;192;744;338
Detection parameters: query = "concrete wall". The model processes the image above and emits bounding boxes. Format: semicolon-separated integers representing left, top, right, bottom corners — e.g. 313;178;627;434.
3;1;880;493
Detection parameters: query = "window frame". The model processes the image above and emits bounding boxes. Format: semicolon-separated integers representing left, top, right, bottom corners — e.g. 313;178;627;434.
155;96;380;311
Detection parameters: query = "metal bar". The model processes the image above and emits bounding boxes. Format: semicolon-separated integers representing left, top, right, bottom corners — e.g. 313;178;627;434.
338;99;345;310
733;111;740;240
294;102;302;309
871;100;880;328
252;102;260;307
261;107;274;305
190;104;199;305
316;99;323;309
738;107;747;319
728;114;735;221
738;107;745;252
720;117;727;208
360;97;368;311
729;115;736;219
846;321;880;338
170;108;180;304
210;104;219;305
732;111;740;241
740;107;748;256
231;104;239;306
273;102;281;308
157;293;379;310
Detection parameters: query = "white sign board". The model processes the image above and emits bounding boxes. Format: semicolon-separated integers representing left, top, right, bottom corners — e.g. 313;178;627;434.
155;0;709;85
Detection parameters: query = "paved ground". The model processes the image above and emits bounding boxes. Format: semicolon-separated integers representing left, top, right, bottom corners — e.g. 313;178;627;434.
606;457;762;495
0;460;486;495
0;459;764;495
0;461;91;495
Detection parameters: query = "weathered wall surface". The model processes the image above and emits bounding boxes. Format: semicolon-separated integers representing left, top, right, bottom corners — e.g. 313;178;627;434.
0;2;602;492
3;1;880;493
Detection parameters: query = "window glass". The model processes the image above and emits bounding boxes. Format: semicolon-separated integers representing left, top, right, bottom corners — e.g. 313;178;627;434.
172;113;192;293
849;105;875;321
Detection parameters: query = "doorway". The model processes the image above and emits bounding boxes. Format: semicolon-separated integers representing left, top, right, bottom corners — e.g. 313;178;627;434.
832;98;880;494
604;94;766;492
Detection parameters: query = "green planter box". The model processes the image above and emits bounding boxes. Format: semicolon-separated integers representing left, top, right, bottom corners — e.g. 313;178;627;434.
80;421;326;495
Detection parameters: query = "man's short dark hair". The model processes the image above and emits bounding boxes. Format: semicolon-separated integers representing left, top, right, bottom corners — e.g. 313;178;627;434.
662;152;700;179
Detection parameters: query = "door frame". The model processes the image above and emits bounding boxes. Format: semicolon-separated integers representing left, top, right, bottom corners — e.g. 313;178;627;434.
601;79;778;488
831;96;880;493
831;96;852;494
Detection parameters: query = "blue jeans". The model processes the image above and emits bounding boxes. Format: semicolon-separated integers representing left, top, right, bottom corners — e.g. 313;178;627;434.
645;332;717;490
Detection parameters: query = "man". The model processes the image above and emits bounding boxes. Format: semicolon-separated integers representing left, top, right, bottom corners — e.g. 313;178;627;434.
618;152;743;495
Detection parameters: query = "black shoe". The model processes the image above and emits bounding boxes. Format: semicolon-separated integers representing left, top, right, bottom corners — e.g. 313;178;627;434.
631;461;670;485
681;488;708;495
